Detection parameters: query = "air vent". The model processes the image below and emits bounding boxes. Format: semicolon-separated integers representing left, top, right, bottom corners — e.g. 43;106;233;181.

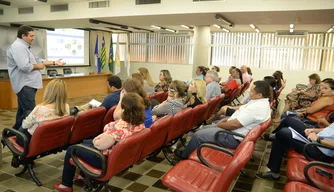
276;30;308;37
18;7;34;14
89;1;110;8
50;4;68;12
0;9;3;15
136;0;161;5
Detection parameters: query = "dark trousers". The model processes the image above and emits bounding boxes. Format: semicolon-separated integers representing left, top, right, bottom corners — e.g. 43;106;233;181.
181;128;240;159
268;127;333;173
13;86;37;130
16;127;32;147
273;116;318;137
62;139;104;188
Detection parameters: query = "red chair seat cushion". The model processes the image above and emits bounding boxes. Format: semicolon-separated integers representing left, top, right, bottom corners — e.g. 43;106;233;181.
188;147;233;172
69;158;102;176
162;160;220;192
286;158;334;191
8;136;24;153
283;181;322;192
287;149;305;159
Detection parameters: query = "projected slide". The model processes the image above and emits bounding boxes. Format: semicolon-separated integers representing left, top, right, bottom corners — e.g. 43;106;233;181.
47;29;85;64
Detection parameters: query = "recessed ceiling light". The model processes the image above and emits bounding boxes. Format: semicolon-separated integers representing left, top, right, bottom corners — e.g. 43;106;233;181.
165;28;177;33
250;24;255;29
290;24;294;28
151;25;161;29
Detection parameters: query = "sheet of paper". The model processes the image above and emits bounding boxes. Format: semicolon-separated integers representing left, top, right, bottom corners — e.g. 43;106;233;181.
89;99;102;108
288;127;310;144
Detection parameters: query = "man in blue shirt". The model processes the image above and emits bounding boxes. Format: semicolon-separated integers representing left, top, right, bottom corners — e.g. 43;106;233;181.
7;25;65;130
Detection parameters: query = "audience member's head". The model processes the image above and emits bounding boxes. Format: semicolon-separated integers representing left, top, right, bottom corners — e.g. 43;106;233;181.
107;76;122;92
263;76;277;88
308;73;321;85
250;80;270;100
240;65;248;74
188;79;207;104
320;79;334;97
43;79;68;116
204;70;219;84
121;93;146;126
211;66;220;72
131;73;144;86
159;69;172;84
273;71;283;89
275;70;284;80
247;67;253;76
138;67;154;87
229;66;237;74
122;79;151;109
196;66;207;77
168;80;191;104
231;68;243;84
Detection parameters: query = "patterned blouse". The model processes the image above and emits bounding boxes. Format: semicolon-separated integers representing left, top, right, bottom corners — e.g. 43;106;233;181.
154;81;169;92
102;119;145;155
22;104;70;135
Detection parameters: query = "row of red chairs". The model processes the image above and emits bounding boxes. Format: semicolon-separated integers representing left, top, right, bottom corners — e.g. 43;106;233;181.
148;91;168;103
283;142;334;192
68;94;226;191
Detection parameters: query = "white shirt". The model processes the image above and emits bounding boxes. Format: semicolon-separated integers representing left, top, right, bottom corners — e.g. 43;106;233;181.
228;98;271;140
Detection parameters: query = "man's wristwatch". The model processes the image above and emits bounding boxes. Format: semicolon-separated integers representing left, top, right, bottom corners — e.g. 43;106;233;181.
316;137;324;144
53;61;55;66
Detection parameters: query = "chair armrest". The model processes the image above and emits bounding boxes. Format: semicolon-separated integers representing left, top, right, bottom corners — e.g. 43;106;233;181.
70;144;107;179
303;142;334;161
214;130;244;147
304;161;334;188
197;143;234;172
2;128;29;156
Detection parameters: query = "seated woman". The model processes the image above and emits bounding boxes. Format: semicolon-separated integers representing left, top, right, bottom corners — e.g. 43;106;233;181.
114;79;153;128
187;79;207;108
17;79;69;146
221;66;236;86
138;67;155;95
283;73;321;113
221;68;243;98
264;79;334;140
155;69;172;92
195;66;207;80
256;123;334;181
131;72;144;86
273;71;286;93
152;80;190;121
247;67;253;78
54;93;146;192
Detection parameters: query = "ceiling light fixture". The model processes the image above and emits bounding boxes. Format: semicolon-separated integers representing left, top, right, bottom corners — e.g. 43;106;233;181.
290;24;294;28
165;28;177;33
255;28;260;33
180;25;194;30
213;24;221;29
222;28;230;33
151;25;161;29
215;14;235;28
290;28;294;33
250;24;255;29
327;27;333;33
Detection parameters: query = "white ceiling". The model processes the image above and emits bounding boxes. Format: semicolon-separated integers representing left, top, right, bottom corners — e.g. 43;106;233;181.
0;0;333;33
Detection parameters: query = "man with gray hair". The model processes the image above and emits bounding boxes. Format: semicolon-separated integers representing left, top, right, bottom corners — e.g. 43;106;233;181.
205;70;221;99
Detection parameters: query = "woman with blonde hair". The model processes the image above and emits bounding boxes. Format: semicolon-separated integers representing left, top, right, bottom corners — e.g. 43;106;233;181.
155;69;172;92
16;79;70;146
188;79;207;108
131;72;144;86
138;67;155;95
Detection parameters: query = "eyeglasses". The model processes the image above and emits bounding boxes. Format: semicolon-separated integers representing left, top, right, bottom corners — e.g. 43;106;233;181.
168;87;175;92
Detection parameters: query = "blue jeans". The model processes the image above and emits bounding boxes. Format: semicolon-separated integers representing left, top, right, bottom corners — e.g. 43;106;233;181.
13;86;37;130
62;139;104;188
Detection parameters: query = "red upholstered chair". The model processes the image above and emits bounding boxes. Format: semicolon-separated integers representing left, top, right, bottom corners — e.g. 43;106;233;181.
190;103;208;129
205;94;224;120
139;115;173;160
161;91;169;102
241;81;250;96
162;141;254;192
283;181;323;192
70;129;151;191
2;116;75;186
69;107;106;145
102;105;117;128
286;158;334;191
149;91;165;103
221;86;242;106
162;108;193;164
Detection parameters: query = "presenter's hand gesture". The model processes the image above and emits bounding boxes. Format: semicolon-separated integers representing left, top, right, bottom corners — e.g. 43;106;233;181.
55;58;66;66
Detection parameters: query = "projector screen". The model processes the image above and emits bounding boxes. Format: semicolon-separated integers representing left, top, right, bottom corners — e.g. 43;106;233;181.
46;29;90;66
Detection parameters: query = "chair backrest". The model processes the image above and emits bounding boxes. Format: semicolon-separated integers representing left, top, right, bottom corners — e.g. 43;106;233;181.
241;81;250;95
259;118;272;133
140;115;173;160
161;91;169;102
222;86;241;105
100;128;151;181
191;103;208;128
165;108;193;144
205;96;221;119
47;69;58;76
149;91;165;103
102;105;117;128
69;107;106;144
63;68;73;74
214;141;254;192
242;125;262;143
27;116;75;157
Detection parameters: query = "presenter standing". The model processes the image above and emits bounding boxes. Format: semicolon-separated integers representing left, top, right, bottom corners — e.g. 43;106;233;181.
7;25;66;130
